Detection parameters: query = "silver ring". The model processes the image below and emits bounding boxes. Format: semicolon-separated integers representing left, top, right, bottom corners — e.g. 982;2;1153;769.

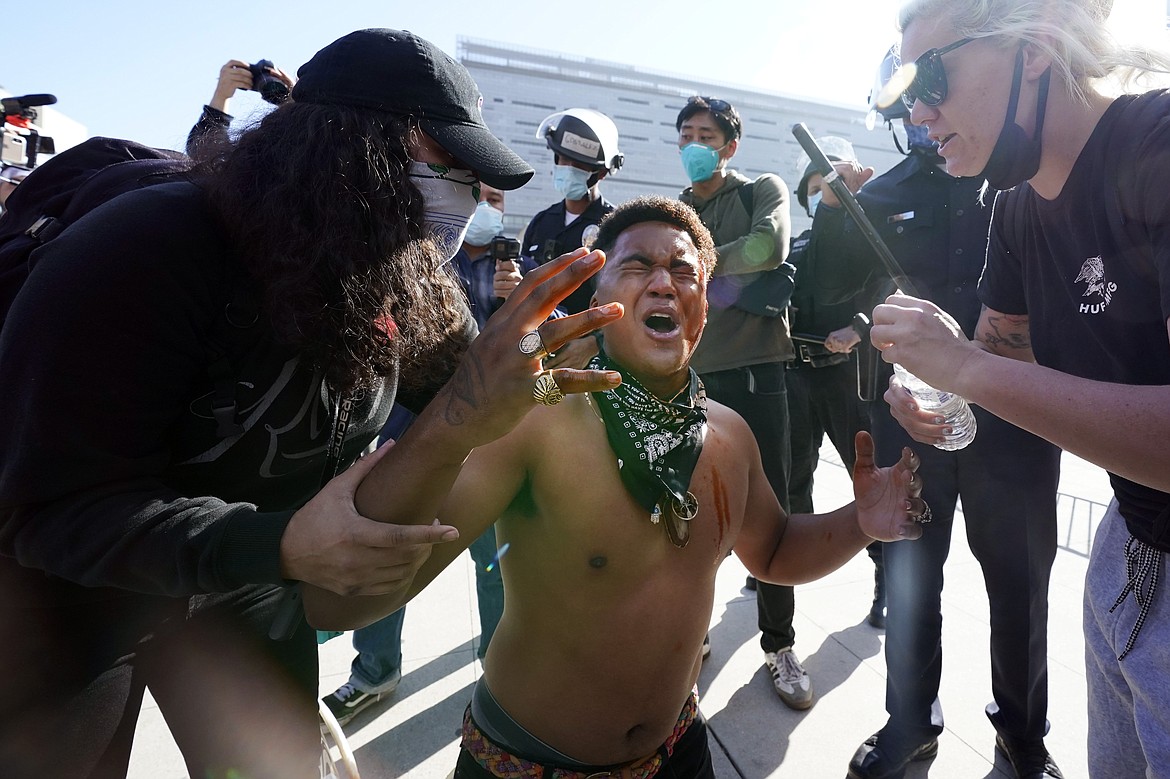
532;372;564;406
911;501;933;525
518;330;549;360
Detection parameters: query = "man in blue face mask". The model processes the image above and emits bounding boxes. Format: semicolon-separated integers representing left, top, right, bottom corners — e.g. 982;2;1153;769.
520;109;623;369
675;95;811;712
452;185;529;330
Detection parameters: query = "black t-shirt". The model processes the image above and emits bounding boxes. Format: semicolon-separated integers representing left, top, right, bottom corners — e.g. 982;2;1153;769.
980;89;1170;548
0;182;401;601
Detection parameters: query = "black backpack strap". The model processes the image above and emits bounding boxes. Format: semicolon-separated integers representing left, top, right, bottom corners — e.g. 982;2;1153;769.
737;180;754;216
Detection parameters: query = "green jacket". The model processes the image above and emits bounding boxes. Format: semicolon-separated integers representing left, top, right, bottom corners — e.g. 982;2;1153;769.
681;169;794;373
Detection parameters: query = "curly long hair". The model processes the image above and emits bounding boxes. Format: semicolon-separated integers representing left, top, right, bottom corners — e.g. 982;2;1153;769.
194;102;470;394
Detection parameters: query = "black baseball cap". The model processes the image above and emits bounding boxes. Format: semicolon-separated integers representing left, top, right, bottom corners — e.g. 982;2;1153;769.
292;29;534;190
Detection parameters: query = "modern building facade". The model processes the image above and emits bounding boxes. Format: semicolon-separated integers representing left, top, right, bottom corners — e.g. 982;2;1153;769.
460;38;908;238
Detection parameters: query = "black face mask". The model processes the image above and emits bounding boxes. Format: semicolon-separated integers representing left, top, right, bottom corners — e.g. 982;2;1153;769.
982;46;1051;190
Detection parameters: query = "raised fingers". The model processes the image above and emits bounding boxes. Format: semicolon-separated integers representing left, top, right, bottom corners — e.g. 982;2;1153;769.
542;366;624;399
535;303;623;355
498;248;602;324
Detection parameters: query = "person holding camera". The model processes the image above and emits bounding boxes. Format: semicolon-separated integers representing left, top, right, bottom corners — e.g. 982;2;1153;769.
186;58;295;155
453;184;534;326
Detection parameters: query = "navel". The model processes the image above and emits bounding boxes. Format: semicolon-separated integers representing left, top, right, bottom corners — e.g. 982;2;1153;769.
589;555;608;569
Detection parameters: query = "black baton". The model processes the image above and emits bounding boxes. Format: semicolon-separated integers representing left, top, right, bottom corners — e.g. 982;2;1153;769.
791;123;921;298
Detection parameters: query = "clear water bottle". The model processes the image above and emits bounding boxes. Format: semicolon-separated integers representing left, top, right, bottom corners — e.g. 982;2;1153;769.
892;363;977;451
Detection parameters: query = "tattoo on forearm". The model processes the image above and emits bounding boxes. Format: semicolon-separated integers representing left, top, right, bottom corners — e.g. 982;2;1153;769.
442;352;486;425
979;309;1031;353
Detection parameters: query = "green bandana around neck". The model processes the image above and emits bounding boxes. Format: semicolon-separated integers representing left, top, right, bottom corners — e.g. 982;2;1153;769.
587;350;707;546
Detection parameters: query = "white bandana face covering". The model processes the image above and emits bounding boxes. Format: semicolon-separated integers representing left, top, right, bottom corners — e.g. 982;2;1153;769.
408;161;480;260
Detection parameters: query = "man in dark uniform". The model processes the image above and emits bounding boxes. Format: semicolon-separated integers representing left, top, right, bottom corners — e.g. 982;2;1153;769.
521;108;622;370
829;52;1064;779
788;142;885;628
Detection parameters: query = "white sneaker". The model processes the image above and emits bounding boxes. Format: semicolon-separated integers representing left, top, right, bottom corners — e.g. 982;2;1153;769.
764;647;814;710
701;633;712;660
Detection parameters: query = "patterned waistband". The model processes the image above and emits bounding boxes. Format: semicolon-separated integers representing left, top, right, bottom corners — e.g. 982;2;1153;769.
460;692;698;779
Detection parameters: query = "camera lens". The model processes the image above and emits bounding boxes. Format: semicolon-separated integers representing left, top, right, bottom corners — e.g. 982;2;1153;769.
257;79;290;104
250;60;290;106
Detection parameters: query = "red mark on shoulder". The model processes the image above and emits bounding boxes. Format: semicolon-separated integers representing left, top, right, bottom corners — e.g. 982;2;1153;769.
712;469;730;549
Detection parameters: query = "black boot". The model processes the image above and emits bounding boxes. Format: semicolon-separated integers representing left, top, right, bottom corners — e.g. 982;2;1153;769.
986;703;1064;778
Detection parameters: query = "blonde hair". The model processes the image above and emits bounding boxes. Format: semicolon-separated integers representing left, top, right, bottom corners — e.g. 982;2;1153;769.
897;0;1170;104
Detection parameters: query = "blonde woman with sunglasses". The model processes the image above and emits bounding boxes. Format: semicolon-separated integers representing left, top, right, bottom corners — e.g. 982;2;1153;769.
871;2;1170;777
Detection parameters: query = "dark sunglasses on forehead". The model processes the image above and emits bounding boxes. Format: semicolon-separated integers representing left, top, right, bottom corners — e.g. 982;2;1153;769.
899;37;974;111
688;95;732;116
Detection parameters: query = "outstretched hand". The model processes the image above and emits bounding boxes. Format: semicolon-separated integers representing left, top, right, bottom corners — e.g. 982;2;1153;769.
852;430;926;542
432;247;624;448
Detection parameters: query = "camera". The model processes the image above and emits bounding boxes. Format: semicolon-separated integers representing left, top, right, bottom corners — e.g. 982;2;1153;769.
2;94;56;169
489;236;520;263
249;60;290;105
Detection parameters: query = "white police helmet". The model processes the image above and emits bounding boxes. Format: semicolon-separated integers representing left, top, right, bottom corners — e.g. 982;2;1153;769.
536;108;624;172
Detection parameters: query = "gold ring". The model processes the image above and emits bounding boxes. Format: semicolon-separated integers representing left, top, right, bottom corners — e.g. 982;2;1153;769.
532;372;564;406
518;330;549;360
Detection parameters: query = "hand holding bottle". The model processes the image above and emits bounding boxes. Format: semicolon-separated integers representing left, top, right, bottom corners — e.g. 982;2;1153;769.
891;364;976;450
872;294;982;449
871;294;976;380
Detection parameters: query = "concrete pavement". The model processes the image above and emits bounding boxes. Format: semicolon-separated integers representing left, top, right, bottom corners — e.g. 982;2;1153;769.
128;441;1111;778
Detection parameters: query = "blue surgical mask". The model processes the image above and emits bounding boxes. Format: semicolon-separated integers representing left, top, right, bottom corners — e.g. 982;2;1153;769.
806;191;822;216
464;201;504;247
679;142;724;183
553;164;591;201
903;122;937;152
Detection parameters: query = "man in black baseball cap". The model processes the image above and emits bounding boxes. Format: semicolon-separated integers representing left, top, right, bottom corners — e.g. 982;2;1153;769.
293;28;532;191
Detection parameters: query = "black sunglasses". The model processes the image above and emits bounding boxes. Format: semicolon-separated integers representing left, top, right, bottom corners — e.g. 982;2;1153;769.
688;95;732;115
899;37;974;111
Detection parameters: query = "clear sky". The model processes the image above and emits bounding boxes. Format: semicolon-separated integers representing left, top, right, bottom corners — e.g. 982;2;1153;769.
4;0;915;150
5;0;1167;152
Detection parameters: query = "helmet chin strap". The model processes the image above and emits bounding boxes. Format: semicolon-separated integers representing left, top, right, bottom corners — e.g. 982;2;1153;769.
892;123;908;156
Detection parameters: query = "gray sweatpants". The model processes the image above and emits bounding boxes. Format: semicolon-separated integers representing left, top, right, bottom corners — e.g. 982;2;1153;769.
1084;502;1170;778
